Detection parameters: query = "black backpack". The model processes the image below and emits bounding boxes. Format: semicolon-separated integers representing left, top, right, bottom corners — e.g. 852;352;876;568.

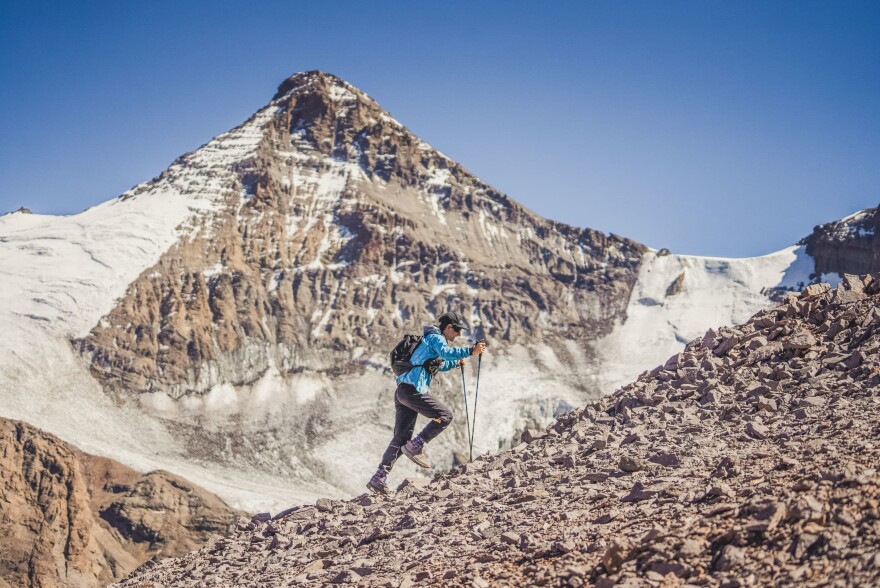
390;335;442;376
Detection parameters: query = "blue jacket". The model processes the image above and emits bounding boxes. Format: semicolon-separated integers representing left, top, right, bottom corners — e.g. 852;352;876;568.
396;326;472;394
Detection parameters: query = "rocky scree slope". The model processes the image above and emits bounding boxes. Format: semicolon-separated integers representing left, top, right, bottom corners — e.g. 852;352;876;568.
0;418;241;588
76;70;644;401
115;274;880;587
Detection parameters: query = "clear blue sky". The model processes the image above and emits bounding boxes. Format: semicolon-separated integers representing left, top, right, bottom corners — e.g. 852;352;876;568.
1;1;878;257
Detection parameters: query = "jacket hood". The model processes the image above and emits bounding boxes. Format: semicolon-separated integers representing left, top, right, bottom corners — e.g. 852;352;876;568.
423;325;442;336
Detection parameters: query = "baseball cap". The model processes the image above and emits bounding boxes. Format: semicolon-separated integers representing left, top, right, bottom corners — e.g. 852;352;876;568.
438;311;468;332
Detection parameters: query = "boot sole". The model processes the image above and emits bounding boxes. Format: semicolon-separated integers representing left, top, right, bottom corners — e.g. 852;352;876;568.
366;482;388;495
402;445;431;468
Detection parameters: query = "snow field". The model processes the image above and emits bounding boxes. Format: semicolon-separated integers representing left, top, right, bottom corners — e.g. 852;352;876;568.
596;245;815;393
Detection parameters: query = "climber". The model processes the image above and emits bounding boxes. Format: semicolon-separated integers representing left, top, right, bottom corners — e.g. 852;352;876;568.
367;311;486;494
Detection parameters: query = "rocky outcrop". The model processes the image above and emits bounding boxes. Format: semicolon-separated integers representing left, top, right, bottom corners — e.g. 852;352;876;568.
804;205;880;277
665;271;686;296
75;71;645;400
0;418;241;588
0;207;32;216
114;274;880;587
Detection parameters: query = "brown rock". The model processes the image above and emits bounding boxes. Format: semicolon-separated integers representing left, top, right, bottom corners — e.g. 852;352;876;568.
785;331;817;350
678;538;704;557
622;481;660;502
803;283;831;297
647;452;681;468
745;420;770;439
0;418;240;588
837;288;867;303
602;538;634;573
757;397;778;412
500;531;521;546
618;454;650;473
746;501;787;533
713;544;745;571
330;569;362;583
521;429;548;443
791;533;821;559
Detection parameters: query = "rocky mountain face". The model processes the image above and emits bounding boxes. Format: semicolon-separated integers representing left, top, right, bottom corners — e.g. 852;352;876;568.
0;418;241;588
804;204;880;277
75;71;644;401
114;273;880;587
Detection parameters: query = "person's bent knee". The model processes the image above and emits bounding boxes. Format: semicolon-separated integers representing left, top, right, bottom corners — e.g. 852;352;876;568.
438;410;453;428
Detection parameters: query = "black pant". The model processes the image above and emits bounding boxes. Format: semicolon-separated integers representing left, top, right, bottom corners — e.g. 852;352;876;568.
378;383;453;472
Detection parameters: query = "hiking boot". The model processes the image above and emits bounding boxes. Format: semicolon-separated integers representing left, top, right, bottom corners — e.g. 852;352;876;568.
402;437;430;468
366;468;389;495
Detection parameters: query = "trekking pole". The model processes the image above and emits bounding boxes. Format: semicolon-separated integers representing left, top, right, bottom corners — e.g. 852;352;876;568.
469;352;483;462
459;363;472;460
